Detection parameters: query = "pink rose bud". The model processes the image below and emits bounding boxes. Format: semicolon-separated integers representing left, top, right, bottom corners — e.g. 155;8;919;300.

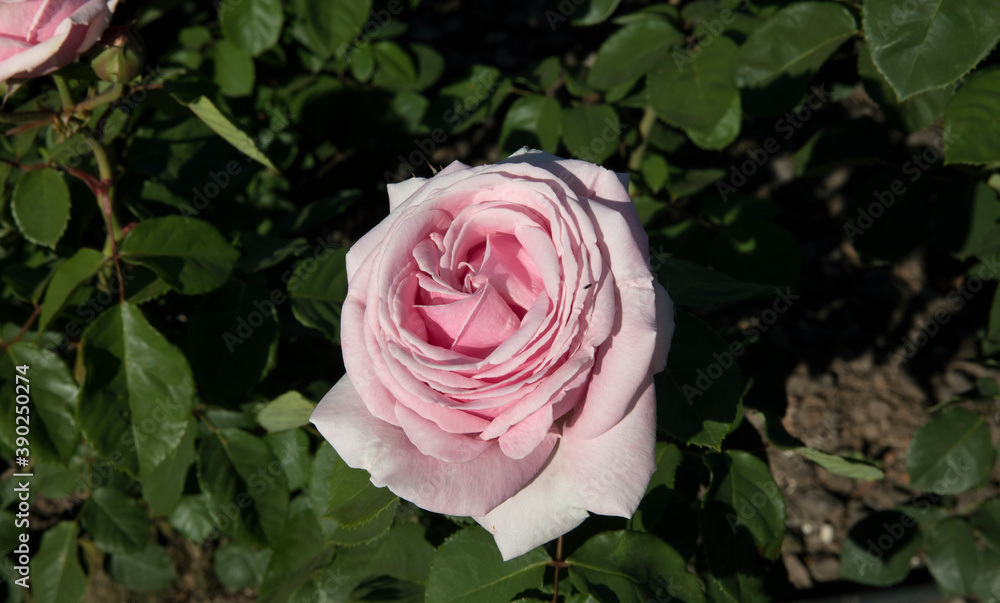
90;25;144;83
311;148;676;560
0;0;119;83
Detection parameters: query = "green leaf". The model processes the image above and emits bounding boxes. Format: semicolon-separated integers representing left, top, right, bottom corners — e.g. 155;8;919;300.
290;0;372;60
80;487;151;554
906;407;997;495
141;417;196;517
703;451;785;562
944;69;1000;166
257;391;317;433
31;522;85;603
796;447;884;481
971;548;1000;602
372;41;418;90
120;216;239;295
589;20;683;89
971;498;1000;549
323;449;398;527
334;522;435;586
38;248;105;331
567;531;705;603
265;429;311;491
169;495;217;543
839;511;920;586
425;526;550;603
655;256;774;308
219;0;283;56
709;218;800;286
640;154;669;194
258;503;332;603
940;181;1000;259
214;39;256;97
0;343;79;465
308;443;397;545
214;543;269;590
561;103;620;164
187;280;279;399
685;94;742;151
197;428;289;545
570;0;622;26
734;2;856;113
863;0;1000;101
656;312;743;449
499;95;562;155
791;117;892;178
858;44;955;134
174;94;277;171
986;286;1000;356
11;168;71;248
649;36;741;140
288;247;349;342
108;544;177;592
78;302;196;479
665;168;726;201
923;518;980;596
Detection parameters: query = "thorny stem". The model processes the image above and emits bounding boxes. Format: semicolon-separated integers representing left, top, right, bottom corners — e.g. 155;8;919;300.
83;135;125;302
0;110;57;125
76;83;125;113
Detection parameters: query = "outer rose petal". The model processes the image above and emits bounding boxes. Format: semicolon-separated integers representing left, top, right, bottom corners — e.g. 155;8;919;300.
0;0;117;82
473;375;657;560
387;161;471;211
500;147;630;203
311;375;558;517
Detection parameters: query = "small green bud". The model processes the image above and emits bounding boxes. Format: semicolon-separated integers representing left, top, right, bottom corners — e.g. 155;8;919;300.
91;26;145;84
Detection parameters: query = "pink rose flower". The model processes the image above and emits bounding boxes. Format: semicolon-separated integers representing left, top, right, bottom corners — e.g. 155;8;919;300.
311;148;675;559
0;0;119;82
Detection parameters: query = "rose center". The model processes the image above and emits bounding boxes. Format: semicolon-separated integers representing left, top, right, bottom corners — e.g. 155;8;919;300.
411;232;545;357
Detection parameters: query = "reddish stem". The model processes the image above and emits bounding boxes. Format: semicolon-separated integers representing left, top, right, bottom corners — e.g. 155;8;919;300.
0;304;41;351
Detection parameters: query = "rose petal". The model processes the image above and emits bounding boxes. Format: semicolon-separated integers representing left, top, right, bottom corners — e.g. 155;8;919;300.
498;402;552;459
394;403;493;462
473;375;657;560
416;282;521;357
312;375;558;517
387;160;472;212
567;281;659;440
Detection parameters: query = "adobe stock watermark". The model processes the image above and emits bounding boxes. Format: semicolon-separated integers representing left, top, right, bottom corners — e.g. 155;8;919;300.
198;436;304;547
334;0;407;63
183;105;292;221
572;117;628;164
888;254;1000;369
724;472;786;535
672;0;751;72
866;0;943;42
844;129;958;243
716;85;831;201
544;0;604;30
644;575;687;603
850;495;941;578
682;288;800;404
62;64;167;168
223;234;343;351
384;67;500;183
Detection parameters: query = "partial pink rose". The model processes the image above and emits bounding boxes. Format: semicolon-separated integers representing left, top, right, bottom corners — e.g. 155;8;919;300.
0;0;119;83
311;148;675;560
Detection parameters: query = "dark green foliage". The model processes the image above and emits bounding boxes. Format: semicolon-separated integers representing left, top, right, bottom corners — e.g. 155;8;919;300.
2;0;1000;601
